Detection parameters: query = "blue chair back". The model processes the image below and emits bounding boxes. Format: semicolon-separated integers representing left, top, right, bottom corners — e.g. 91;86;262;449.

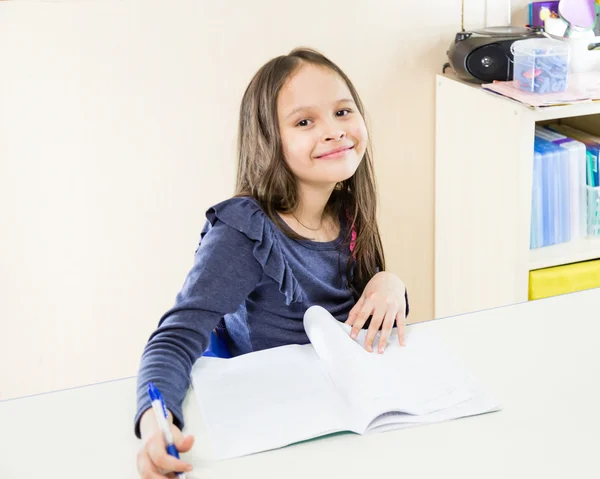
202;330;232;358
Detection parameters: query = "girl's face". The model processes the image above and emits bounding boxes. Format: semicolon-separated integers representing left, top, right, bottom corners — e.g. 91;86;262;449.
277;64;368;190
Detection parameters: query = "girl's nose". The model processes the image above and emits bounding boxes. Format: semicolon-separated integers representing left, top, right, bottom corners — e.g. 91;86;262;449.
324;129;346;142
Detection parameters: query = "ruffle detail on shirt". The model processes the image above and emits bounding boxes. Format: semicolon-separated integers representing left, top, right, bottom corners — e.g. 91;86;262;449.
204;196;305;305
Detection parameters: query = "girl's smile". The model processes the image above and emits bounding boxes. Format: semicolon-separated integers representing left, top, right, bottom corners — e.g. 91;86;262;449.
315;144;355;160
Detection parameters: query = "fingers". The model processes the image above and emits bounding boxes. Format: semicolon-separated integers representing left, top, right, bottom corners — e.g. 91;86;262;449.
137;448;168;479
347;293;407;352
175;434;195;453
172;425;195;453
345;296;364;327
349;297;373;340
396;310;406;347
144;432;193;477
364;303;385;352
377;307;397;353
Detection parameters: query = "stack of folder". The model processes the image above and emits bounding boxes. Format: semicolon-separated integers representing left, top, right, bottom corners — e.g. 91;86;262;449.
530;125;600;249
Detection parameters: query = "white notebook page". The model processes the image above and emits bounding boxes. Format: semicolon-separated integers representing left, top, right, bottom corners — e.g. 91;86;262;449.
191;343;351;460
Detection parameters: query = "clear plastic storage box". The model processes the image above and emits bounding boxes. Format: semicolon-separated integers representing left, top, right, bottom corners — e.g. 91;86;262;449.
511;38;570;94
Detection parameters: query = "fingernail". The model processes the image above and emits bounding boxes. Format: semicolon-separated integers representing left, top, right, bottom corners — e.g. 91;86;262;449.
351;331;356;339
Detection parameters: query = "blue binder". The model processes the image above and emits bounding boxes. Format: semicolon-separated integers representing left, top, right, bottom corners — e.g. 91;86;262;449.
532;136;571;248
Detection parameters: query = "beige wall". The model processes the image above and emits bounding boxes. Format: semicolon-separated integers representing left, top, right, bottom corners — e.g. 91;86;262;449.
0;0;530;401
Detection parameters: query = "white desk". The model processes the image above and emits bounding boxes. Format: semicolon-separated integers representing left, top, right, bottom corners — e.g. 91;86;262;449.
2;288;599;479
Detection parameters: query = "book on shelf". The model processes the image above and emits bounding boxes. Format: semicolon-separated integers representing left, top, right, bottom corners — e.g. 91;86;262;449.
530;124;600;249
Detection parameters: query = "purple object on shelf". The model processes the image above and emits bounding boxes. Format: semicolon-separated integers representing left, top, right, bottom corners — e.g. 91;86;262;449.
530;1;560;27
559;0;597;29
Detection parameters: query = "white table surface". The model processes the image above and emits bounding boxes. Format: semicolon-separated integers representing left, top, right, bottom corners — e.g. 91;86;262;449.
2;288;599;479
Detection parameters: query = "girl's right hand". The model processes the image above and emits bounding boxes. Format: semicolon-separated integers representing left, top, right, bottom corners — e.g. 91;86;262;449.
136;408;195;478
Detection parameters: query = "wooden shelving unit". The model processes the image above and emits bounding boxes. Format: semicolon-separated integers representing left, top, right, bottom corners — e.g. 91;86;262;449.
434;73;600;319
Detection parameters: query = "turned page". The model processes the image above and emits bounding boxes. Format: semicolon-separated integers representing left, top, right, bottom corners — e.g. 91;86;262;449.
303;306;474;431
190;342;352;460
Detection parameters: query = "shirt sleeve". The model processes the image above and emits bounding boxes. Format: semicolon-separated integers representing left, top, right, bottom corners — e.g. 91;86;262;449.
133;219;263;438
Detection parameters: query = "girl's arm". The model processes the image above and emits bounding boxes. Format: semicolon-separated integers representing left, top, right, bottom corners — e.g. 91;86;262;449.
133;220;263;438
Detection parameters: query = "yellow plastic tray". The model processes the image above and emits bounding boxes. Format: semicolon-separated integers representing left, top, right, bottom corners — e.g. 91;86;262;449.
529;259;600;300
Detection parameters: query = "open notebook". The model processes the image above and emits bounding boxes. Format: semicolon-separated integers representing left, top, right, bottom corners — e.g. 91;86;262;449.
190;305;500;460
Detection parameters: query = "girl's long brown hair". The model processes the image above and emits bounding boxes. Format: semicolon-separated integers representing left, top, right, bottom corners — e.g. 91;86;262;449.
235;47;385;299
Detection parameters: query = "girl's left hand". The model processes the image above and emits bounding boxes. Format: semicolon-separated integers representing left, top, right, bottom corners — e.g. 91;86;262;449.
345;271;407;354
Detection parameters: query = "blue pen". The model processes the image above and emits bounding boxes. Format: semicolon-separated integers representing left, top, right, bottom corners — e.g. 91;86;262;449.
148;382;186;479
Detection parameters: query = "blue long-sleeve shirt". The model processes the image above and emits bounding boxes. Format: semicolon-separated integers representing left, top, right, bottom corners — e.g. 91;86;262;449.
134;196;409;437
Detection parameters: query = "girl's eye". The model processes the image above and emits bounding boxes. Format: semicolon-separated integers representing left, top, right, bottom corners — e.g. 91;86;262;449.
296;109;352;127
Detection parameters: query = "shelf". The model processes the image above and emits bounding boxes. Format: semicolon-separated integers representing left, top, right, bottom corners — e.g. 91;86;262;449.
480;88;600;121
442;73;600;119
529;237;600;271
531;100;600;122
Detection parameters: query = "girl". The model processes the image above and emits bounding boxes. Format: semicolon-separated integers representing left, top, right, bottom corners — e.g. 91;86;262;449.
135;47;409;478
